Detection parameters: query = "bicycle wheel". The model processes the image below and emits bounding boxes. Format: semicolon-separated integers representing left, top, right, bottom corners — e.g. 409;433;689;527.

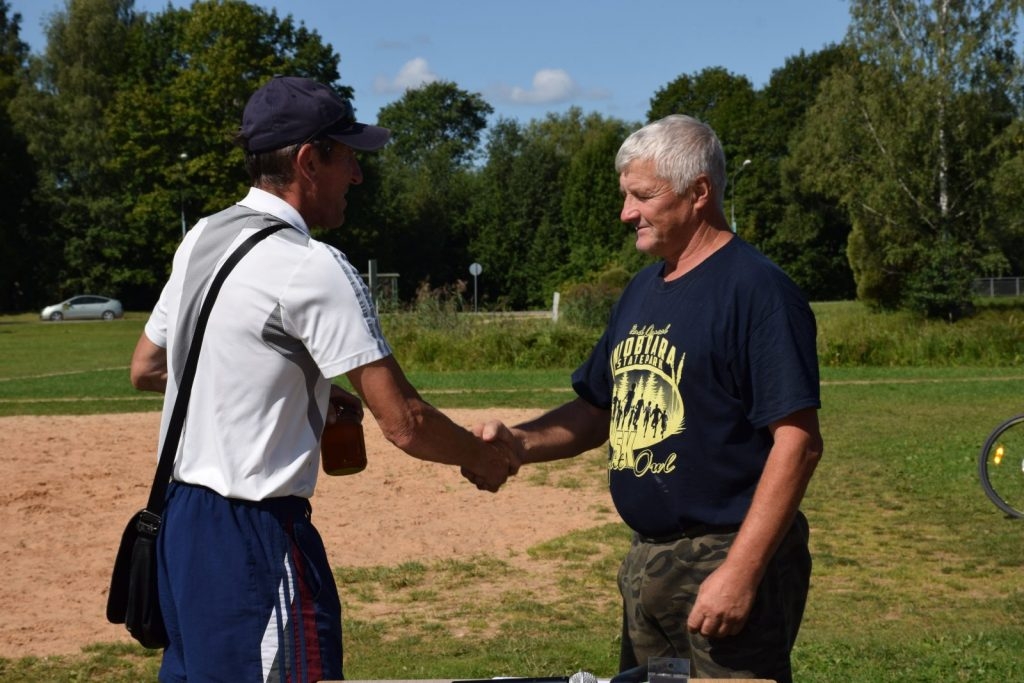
979;414;1024;519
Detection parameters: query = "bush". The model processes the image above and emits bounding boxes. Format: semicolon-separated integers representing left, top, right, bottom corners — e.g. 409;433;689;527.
901;241;977;320
381;315;600;371
560;281;622;328
379;282;602;372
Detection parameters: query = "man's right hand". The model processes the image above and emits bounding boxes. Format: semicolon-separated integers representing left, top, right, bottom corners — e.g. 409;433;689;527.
460;420;523;492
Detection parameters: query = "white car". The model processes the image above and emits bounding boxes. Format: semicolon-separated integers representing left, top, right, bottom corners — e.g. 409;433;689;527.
40;295;124;321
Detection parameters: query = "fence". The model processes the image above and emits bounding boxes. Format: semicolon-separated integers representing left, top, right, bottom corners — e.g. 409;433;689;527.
973;277;1024;297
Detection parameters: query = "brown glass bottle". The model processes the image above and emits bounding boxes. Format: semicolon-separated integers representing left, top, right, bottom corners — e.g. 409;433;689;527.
320;397;367;476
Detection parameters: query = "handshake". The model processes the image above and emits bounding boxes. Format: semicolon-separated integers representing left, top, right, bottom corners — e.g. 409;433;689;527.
460;420;523;493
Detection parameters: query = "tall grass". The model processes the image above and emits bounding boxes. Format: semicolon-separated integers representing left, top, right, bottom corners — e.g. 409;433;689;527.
814;299;1024;367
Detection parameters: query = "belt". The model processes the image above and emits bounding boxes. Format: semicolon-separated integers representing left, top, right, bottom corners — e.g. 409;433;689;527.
637;523;741;544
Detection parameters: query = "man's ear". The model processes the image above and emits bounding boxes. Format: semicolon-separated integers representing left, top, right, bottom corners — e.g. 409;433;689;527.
294;143;318;180
691;174;713;209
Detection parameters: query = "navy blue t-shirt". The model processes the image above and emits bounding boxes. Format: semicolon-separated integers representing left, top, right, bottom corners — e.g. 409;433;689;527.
572;237;820;536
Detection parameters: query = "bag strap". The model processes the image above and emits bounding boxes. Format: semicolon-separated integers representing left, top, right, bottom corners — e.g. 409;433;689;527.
144;223;285;513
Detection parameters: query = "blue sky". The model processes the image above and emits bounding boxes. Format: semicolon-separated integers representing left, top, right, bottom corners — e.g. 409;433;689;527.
14;0;852;125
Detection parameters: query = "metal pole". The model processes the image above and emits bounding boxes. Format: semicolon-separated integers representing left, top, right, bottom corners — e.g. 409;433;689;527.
468;263;482;312
178;152;188;237
368;259;378;309
730;158;751;232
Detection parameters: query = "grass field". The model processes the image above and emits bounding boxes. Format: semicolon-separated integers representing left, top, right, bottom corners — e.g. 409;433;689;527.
1;312;1023;681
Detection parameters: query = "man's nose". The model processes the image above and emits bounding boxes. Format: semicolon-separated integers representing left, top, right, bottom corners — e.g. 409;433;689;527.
620;197;639;223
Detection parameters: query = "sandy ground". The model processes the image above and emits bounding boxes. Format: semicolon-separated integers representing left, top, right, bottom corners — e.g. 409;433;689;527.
0;410;618;659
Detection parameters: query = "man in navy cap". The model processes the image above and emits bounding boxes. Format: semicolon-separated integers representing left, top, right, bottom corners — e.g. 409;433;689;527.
130;76;516;682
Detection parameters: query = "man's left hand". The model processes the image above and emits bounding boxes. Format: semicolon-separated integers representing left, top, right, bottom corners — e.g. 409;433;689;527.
686;564;756;638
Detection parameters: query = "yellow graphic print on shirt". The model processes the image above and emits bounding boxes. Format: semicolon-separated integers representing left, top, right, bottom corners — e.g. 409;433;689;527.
608;323;685;476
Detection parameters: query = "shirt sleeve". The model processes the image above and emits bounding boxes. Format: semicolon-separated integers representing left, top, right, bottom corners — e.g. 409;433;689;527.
740;289;821;429
144;279;172;348
571;326;615;409
279;244;392;379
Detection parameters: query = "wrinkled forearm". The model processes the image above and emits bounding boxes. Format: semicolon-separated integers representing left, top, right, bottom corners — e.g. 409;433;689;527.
722;409;823;584
510;397;609;465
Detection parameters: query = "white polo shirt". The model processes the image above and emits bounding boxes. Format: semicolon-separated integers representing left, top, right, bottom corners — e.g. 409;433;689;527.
145;187;391;500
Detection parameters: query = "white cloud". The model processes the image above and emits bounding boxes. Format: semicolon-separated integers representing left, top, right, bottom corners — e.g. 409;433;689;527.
373;57;439;94
495;68;611;107
507;68;578;104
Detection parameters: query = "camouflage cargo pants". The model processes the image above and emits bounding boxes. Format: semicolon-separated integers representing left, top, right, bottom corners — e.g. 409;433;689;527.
617;513;810;683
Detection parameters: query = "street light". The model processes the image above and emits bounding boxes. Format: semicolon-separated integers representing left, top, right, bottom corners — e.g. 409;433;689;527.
730;158;752;233
178;152;189;237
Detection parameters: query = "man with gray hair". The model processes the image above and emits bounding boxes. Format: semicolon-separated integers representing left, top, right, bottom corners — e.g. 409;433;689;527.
472;114;822;682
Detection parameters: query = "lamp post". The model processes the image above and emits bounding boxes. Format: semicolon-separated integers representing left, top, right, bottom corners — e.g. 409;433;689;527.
178;152;189;237
730;158;751;233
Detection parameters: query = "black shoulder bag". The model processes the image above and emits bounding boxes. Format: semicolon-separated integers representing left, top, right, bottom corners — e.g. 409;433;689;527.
106;224;284;649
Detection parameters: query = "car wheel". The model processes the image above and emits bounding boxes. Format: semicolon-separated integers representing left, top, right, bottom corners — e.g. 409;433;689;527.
102;310;115;321
49;312;63;321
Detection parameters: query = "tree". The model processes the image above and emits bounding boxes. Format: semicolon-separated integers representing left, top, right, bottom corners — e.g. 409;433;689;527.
13;0;344;308
559;114;634;284
467;117;565;308
0;0;41;312
792;0;1023;317
647;66;758;168
109;0;342;306
988;118;1024;275
11;0;138;302
753;45;859;301
368;81;493;299
467;109;632;309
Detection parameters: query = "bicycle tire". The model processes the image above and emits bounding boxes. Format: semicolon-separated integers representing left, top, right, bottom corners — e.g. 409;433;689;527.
978;414;1024;519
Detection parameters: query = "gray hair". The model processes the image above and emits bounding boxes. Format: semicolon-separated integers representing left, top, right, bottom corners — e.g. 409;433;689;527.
615;115;727;208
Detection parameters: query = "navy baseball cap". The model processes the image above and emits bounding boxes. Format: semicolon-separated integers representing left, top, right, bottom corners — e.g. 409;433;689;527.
240;76;390;153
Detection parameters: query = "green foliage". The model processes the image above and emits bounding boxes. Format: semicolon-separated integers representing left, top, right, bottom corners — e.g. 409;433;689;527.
11;0;343;309
560;117;635;283
548;262;632;330
755;45;858;301
468;117;564;309
381;313;599;375
988;118;1024;275
902;238;979;320
12;0;139;301
367;81;493;299
377;80;492;167
793;0;1022;317
468;109;634;310
559;281;620;329
647;66;757;168
0;1;46;315
5;299;1024;415
7;0;1024;327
